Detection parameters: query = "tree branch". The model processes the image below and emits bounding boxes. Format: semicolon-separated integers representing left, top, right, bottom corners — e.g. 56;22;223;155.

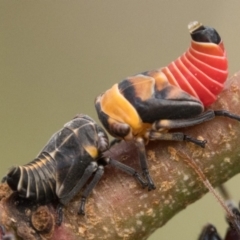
1;72;240;240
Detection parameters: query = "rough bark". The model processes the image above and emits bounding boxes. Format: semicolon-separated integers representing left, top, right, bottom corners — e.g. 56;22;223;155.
1;72;240;240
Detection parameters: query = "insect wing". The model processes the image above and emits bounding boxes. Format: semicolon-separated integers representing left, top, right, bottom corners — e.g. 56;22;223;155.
119;75;203;123
55;118;99;199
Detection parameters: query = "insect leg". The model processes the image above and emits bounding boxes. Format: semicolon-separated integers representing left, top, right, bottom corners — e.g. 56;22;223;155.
58;162;98;206
148;131;207;148
109;158;147;188
214;110;240;121
154;110;215;130
78;165;104;215
109;138;122;147
155;110;240;130
56;204;64;226
135;137;156;191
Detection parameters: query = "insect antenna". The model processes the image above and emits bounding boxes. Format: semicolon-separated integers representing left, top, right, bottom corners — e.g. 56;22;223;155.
218;184;240;236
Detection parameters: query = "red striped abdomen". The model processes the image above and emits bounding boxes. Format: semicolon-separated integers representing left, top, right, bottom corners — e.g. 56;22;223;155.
161;23;228;106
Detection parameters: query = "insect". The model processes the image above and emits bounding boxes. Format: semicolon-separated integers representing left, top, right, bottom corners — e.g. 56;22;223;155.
198;224;222;240
197;201;240;240
3;114;146;223
179;156;240;240
95;21;240;190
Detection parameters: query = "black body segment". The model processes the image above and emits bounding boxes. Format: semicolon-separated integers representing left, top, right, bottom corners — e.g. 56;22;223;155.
190;22;221;44
118;74;203;123
198;224;222;240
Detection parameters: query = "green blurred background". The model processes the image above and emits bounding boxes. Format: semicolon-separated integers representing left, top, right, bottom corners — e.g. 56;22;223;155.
1;1;240;239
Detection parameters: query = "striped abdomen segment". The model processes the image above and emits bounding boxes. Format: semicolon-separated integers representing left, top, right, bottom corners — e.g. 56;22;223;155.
161;22;228;106
6;152;57;203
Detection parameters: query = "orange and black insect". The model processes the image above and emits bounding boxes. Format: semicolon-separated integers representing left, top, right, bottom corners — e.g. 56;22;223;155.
3;114;146;224
95;21;240;190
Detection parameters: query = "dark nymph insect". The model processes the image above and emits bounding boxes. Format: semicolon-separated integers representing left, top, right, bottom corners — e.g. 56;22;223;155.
95;21;240;190
2;114;146;225
197;186;240;240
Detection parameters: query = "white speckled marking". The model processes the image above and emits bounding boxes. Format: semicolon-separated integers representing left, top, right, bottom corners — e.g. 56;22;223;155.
164;200;170;204
136;220;142;226
188;181;195;187
224;157;231;163
102;226;108;232
139;193;148;200
225;143;231;150
183;175;189;181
